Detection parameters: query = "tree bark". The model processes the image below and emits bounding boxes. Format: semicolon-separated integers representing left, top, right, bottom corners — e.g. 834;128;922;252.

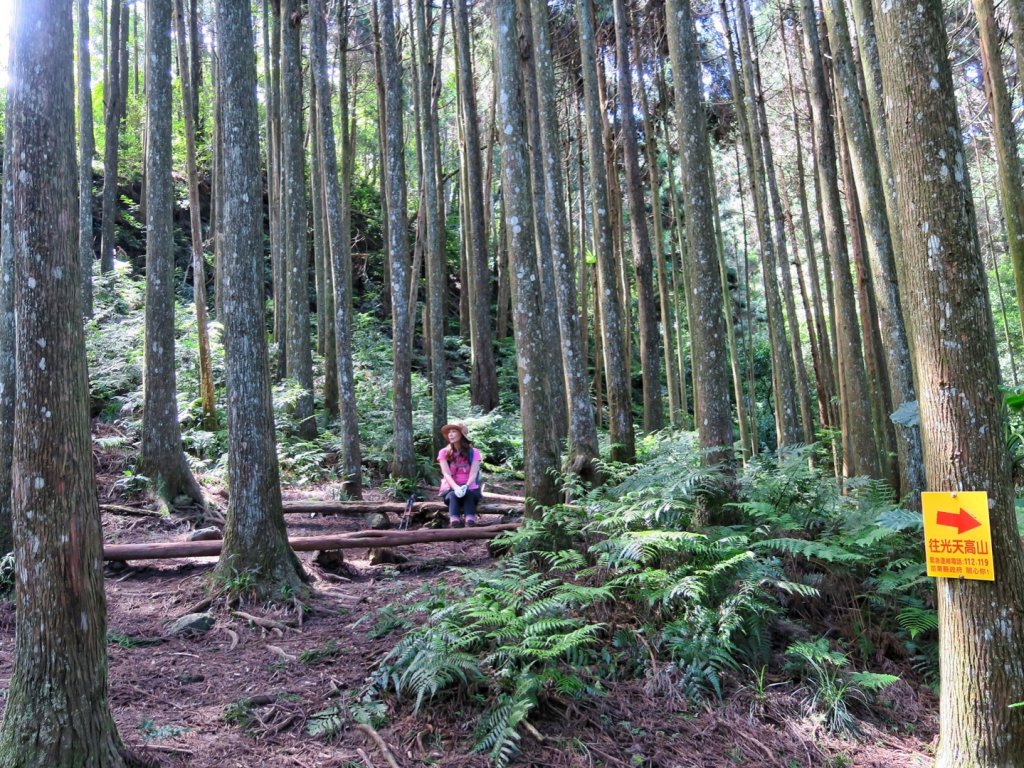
721;0;801;448
105;524;521;561
527;0;599;483
801;0;878;479
415;0;448;453
0;3;142;762
174;0;217;432
311;0;362;497
576;0;634;463
99;0;122;274
378;0;416;480
493;0;561;508
824;0;924;499
613;0;662;433
139;0;205;510
78;0;95;317
873;0;1024;761
0;141;13;554
280;0;316;440
665;0;735;476
213;0;305;600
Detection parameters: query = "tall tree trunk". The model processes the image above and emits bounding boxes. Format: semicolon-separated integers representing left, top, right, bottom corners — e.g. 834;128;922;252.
823;0;924;498
370;0;392;323
874;0;1024;761
78;0;95;316
99;0;122;274
0;3;142;761
0;141;14;554
269;0;286;380
174;0;216;432
665;0;735;479
312;0;362;496
213;0;305;599
576;0;635;462
281;0;317;439
613;0;662;433
975;142;1020;384
739;0;813;445
452;0;498;411
493;0;561;508
415;0;447;453
527;0;599;483
139;0;204;509
379;0;416;480
801;0;878;479
972;0;1024;343
781;19;838;435
515;0;568;442
721;0;801;448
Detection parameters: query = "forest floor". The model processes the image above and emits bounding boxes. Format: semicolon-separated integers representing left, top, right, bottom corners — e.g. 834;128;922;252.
0;443;939;768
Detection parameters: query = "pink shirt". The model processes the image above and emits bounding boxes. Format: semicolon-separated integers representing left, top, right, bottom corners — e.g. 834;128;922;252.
438;447;481;493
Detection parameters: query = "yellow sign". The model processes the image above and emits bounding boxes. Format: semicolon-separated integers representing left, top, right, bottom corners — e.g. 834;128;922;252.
921;491;994;581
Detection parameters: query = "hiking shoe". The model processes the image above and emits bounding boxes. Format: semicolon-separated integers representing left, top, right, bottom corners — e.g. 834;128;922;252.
450;518;464;528
465;516;477;527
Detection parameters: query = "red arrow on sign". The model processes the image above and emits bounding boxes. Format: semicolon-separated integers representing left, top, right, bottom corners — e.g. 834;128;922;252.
936;508;982;534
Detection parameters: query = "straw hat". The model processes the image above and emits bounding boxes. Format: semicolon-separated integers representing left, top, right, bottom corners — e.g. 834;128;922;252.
440;421;470;440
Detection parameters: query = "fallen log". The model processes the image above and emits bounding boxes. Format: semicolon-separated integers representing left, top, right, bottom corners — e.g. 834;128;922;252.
281;499;521;515
103;523;520;561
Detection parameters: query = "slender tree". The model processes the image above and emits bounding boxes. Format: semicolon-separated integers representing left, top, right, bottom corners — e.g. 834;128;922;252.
453;0;499;412
874;0;1024;762
576;0;635;462
213;0;305;598
0;142;13;555
99;0;122;274
311;0;362;496
823;0;924;499
801;0;878;479
379;0;416;479
613;0;662;432
0;2;144;762
280;0;317;439
174;0;217;431
494;0;560;508
971;0;1024;340
139;0;205;509
77;0;95;316
527;0;600;483
665;0;735;477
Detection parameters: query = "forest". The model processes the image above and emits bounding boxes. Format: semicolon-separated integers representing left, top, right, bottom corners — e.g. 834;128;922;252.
1;0;1024;763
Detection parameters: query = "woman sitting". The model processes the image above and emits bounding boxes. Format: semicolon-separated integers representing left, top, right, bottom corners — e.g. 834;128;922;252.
437;421;483;528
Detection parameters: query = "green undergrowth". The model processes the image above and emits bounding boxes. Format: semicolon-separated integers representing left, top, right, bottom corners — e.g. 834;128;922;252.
85;273;526;493
344;437;930;766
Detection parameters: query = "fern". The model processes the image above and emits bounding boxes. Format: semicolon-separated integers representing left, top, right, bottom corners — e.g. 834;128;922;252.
897;606;938;639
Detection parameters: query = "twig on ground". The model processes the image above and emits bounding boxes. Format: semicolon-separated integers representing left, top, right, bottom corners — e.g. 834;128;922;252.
266;644;297;663
355;723;401;768
233;610;297;632
221;626;239;651
101;504;165;518
356;747;376;768
523;720;545;743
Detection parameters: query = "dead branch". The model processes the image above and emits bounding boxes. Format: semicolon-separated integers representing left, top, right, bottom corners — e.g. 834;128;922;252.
103;523;521;561
354;723;401;768
282;499;521;515
232;610;297;632
101;503;167;518
265;644;297;663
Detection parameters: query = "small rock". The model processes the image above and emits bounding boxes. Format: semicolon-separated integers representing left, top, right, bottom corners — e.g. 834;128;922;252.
368;547;407;566
365;513;391;530
174;672;205;684
167;612;215;637
173;494;193;508
187;527;222;542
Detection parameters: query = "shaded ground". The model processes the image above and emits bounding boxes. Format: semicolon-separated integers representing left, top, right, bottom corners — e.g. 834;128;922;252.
0;467;938;767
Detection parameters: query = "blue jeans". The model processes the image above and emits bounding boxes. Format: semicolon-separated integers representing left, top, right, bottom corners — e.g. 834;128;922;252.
442;487;482;522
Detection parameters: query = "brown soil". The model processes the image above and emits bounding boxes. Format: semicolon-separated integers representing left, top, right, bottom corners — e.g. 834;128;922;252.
0;472;938;767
